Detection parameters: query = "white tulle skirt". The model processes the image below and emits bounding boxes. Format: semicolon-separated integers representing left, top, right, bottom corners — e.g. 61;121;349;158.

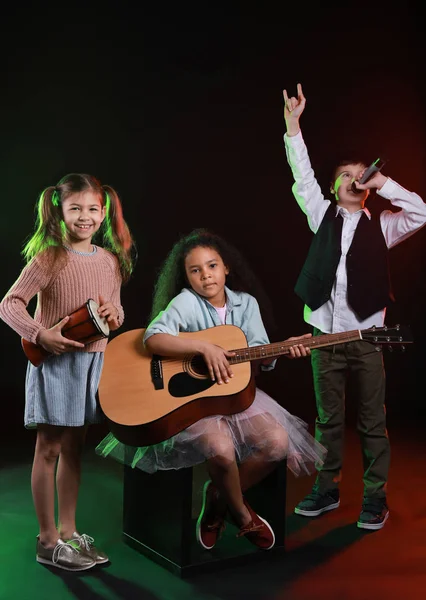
96;387;326;476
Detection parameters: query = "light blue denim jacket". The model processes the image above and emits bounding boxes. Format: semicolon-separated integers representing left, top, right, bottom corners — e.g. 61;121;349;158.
143;286;275;371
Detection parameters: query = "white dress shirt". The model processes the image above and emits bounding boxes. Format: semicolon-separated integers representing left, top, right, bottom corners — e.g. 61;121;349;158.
284;131;426;334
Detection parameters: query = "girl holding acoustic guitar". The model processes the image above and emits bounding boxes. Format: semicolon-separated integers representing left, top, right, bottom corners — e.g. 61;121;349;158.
96;228;326;552
0;173;135;571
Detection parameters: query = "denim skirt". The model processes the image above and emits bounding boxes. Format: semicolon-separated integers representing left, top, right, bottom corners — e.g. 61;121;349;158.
24;351;104;428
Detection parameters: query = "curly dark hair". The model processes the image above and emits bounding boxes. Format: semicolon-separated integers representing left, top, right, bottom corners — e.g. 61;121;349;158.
148;228;276;335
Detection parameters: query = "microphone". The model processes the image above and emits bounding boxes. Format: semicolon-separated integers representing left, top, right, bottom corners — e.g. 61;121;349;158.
351;158;387;193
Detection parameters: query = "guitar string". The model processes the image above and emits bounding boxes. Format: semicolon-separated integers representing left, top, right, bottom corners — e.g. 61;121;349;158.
155;327;406;370
157;334;352;368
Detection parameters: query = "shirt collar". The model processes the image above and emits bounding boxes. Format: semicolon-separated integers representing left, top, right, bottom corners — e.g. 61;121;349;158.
335;204;371;220
186;285;242;310
223;286;242;309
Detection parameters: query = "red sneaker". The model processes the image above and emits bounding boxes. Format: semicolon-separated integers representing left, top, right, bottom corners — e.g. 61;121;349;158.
196;480;226;550
237;498;275;550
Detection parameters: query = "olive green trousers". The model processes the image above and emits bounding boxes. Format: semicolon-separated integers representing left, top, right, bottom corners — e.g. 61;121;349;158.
311;331;390;499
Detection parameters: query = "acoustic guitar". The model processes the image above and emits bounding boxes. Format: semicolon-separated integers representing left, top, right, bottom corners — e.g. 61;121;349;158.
98;323;412;447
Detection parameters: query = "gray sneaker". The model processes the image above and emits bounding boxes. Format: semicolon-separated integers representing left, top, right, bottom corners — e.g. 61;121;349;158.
294;487;340;517
68;532;109;564
357;498;389;530
36;536;96;571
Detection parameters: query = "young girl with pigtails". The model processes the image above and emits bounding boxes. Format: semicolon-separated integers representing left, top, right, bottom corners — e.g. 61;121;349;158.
0;173;136;571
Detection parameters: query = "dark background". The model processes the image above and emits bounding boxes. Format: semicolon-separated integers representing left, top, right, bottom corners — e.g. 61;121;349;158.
1;1;425;450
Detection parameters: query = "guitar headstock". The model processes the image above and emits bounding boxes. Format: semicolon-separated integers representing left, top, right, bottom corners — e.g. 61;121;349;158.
361;324;413;350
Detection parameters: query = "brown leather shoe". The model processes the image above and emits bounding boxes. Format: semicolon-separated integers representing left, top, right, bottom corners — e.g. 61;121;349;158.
68;532;109;564
36;536;96;571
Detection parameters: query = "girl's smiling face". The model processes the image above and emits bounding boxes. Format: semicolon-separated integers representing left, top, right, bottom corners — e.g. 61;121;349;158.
62;191;105;251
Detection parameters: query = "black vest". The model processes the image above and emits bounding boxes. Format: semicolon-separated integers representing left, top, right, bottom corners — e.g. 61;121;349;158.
294;204;394;320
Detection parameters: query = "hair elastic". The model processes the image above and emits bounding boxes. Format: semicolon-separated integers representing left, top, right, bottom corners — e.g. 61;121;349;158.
51;188;59;207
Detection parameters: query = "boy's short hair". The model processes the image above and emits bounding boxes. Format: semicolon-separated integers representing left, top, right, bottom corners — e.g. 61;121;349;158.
330;157;368;185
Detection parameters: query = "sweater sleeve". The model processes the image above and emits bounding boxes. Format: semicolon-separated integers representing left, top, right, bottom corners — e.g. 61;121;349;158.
0;257;51;343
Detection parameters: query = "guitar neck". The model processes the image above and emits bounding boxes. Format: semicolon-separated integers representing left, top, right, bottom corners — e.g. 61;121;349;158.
229;330;362;364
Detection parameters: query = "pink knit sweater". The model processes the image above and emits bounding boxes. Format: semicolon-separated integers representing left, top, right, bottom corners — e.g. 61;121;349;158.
0;246;124;353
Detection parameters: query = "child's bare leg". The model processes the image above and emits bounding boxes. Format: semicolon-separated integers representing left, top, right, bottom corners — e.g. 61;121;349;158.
238;455;278;492
238;422;289;492
57;425;87;539
207;455;253;527
203;433;252;528
32;425;63;547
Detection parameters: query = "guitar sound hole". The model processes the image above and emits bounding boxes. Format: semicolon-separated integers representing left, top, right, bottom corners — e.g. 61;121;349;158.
189;356;209;377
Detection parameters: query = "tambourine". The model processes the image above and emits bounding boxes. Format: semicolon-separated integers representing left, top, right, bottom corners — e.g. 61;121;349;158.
22;298;110;367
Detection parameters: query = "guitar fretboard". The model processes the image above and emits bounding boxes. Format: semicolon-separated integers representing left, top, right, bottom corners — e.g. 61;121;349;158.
229;330;362;364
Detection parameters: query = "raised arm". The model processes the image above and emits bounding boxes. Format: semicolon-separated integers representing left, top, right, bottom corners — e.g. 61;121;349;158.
283;82;306;137
282;82;329;231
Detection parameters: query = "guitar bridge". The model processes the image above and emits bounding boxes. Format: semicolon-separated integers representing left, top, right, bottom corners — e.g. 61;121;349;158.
151;355;164;390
